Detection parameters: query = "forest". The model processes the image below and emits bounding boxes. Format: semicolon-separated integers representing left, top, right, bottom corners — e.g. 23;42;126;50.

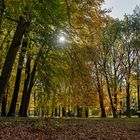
0;0;140;119
0;0;140;139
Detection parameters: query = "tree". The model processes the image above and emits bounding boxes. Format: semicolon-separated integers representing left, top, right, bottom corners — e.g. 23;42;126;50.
0;16;29;103
94;61;106;117
8;35;29;116
122;10;139;117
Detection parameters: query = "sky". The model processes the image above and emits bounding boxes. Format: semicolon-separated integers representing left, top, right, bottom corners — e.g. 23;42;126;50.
102;0;140;19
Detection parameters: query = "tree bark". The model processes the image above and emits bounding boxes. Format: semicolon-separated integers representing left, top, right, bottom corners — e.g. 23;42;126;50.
77;105;82;117
0;16;29;103
62;107;66;117
94;62;106;118
0;0;5;31
126;80;130;117
8;37;28;116
19;55;38;117
85;107;88;117
137;58;140;117
55;108;57;117
18;53;31;117
58;106;61;117
113;62;118;116
104;62;117;118
126;49;131;118
1;95;7;116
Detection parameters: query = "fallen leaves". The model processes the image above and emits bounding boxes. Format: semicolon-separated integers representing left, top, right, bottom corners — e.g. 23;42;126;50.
0;118;140;140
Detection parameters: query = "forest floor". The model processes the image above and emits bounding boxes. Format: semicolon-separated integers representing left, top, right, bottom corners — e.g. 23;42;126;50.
0;117;140;140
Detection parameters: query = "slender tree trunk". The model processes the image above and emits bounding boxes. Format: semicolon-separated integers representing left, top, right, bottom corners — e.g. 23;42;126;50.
1;95;7;116
126;79;130;117
94;62;106;118
85;107;88;117
104;63;117;118
41;109;44;117
62;107;66;117
51;89;56;117
98;88;106;118
51;109;54;117
137;58;140;117
1;85;8;116
0;16;29;103
33;92;35;116
55;108;57;117
58;106;61;117
18;53;31;117
106;74;117;118
112;46;118;115
126;50;131;118
0;0;5;31
77;105;82;117
113;65;118;115
77;105;80;117
138;84;140;117
8;37;28;116
19;56;38;117
68;109;71;117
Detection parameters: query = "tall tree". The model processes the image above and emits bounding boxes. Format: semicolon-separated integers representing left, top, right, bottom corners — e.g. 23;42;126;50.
8;35;29;116
19;49;39;117
0;16;29;103
94;62;106;117
122;13;139;117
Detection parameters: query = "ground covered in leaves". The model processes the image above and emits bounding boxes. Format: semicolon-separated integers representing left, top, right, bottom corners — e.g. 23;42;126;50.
0;117;140;140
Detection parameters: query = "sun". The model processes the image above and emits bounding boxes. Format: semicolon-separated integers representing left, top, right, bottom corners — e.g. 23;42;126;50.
59;36;66;43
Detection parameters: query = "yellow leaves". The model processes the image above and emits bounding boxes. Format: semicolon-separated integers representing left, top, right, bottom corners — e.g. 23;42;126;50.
68;1;106;50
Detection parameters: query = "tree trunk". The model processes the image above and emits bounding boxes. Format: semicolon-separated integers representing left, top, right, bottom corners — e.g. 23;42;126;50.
8;37;28;116
0;0;5;31
62;107;66;117
51;109;54;117
126;81;130;117
85;107;88;117
98;90;106;118
55;108;57;117
113;67;118;116
0;16;29;103
126;50;131;118
94;62;106;118
137;58;140;117
104;63;117;118
106;74;117;118
18;53;31;117
19;56;38;117
34;91;37;116
1;95;7;116
58;106;61;117
68;110;71;117
77;105;82;117
138;85;140;117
